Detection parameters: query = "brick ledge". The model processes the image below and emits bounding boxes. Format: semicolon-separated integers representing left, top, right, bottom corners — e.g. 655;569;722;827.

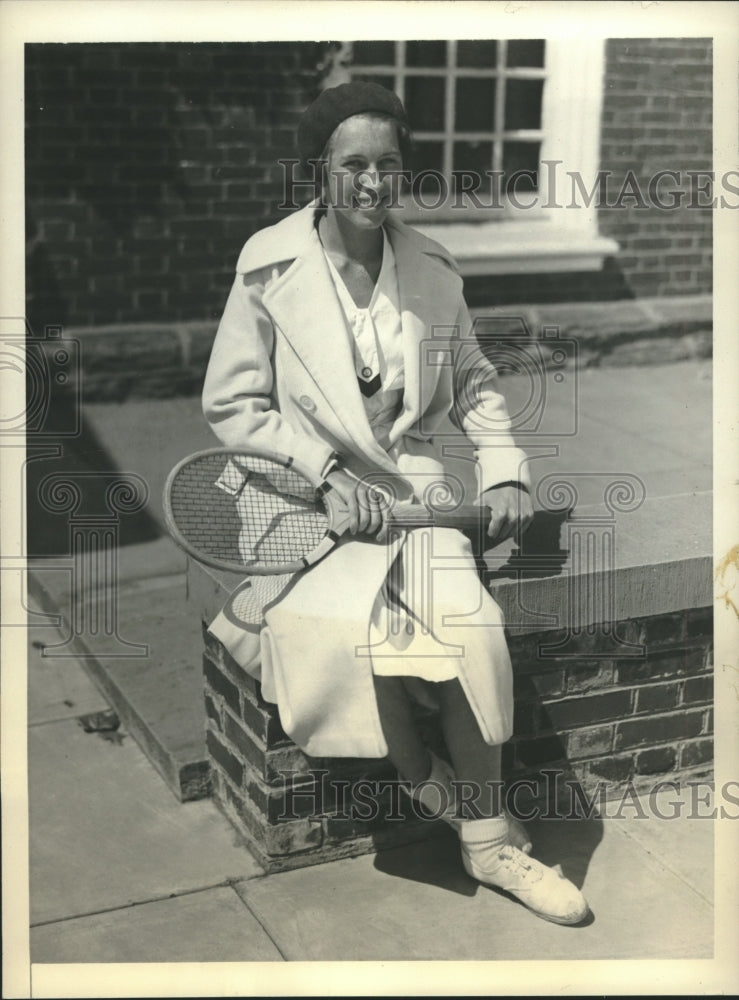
189;491;712;637
192;490;713;870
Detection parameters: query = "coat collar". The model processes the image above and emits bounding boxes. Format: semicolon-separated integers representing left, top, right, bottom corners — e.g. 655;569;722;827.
242;202;464;469
236;199;460;276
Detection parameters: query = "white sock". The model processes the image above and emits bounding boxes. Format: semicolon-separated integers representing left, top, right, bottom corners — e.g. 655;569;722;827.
458;815;509;850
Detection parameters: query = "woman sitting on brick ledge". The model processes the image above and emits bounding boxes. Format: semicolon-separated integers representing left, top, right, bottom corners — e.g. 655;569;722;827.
203;81;588;926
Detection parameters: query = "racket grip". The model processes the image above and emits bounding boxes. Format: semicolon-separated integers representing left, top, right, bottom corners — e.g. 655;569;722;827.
387;503;490;531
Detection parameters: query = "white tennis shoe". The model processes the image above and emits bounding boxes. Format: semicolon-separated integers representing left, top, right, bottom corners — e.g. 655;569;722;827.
461;841;589;926
406;753;589;924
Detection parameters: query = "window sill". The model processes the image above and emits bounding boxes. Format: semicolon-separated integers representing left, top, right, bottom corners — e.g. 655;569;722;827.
410;219;620;276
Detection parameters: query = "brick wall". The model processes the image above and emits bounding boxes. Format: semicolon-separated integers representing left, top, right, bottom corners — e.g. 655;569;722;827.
25;42;323;330
202;623;442;871
202;605;713;872
26;39;713;331
597;38;713;298
504;606;713;789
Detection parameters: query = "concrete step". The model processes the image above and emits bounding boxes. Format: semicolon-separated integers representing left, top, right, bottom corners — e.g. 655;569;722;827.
28;560;210;802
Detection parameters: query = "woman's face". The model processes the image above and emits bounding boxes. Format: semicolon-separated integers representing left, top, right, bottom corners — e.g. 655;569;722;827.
323;114;404;230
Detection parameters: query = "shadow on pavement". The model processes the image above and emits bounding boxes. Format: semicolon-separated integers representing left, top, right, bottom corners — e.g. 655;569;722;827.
525;814;604;891
372;812;603;907
25;388;162;557
372;827;477;897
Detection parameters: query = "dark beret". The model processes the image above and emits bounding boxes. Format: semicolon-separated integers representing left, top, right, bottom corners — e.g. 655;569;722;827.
297;81;408;166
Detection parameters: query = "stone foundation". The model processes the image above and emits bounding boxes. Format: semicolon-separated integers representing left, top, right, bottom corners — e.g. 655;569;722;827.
50;294;711;402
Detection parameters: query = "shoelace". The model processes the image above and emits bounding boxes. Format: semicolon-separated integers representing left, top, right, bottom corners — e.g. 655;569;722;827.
469;844;544;883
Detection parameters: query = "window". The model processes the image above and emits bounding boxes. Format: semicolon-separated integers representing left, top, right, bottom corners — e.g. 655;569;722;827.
347;39;618;274
352;39;546;203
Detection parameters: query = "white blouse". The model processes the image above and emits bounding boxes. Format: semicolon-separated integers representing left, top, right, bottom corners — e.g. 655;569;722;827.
322;228;405;450
322;230;459;684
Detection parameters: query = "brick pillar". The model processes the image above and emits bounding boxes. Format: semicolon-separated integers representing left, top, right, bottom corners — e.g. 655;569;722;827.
201;624;448;873
190;526;713;871
199;604;713;870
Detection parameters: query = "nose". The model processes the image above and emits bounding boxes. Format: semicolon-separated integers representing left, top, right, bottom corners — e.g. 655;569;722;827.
360;169;383;191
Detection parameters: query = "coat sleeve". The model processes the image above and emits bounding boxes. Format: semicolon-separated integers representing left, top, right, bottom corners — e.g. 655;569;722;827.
451;299;531;493
412;297;531;496
202;268;335;485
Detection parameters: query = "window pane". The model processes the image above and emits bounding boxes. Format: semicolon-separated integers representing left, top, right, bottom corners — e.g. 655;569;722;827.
411;140;444;198
456;40;497;68
455;77;496;132
506;39;545;67
505;79;544;130
503;141;540;191
453;140;494;175
406;41;447;67
352;41;395;65
411;139;444;174
405;76;445;131
453;141;495;198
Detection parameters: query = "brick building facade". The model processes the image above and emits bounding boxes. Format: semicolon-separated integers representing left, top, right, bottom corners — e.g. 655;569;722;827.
25;38;712;332
21;38;716;874
598;38;712;300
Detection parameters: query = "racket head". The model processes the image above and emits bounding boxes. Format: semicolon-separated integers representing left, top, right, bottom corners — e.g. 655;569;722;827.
163;447;339;575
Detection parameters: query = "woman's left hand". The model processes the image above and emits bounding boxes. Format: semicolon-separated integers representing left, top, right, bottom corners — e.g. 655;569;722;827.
480;483;534;544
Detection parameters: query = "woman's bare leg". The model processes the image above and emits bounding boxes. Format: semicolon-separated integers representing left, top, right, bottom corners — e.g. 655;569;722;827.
373;675;503;811
375;675;531;850
373;675;430;785
437;678;502;818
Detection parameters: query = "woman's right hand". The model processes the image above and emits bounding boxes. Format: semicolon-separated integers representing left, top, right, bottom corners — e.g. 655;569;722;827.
325;468;389;538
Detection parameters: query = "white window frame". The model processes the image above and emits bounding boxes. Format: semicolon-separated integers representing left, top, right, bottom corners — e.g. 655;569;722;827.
348;38;619;275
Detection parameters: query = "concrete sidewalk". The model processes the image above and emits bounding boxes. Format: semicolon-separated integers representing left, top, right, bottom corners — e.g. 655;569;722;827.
28;601;714;964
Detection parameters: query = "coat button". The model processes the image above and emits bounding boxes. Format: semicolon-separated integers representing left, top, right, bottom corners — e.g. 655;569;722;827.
299;394;316;412
361;366;373;379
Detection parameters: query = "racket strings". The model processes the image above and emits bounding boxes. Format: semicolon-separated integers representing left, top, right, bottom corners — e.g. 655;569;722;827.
169;453;330;571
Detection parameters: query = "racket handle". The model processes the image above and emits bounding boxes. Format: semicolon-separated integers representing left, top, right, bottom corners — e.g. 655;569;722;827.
387;503;490;531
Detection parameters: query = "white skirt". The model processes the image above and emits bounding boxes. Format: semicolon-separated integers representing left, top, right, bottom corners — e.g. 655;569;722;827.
369;526;471;683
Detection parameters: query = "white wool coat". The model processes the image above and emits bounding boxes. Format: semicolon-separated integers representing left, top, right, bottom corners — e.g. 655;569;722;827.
202;201;530;758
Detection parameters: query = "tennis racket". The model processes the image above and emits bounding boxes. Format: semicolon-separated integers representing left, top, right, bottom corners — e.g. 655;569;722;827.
163;447;490;576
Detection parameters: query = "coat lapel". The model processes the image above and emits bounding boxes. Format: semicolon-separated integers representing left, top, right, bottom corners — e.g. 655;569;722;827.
258;203;464;470
385;218;464;441
264;223;397;469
